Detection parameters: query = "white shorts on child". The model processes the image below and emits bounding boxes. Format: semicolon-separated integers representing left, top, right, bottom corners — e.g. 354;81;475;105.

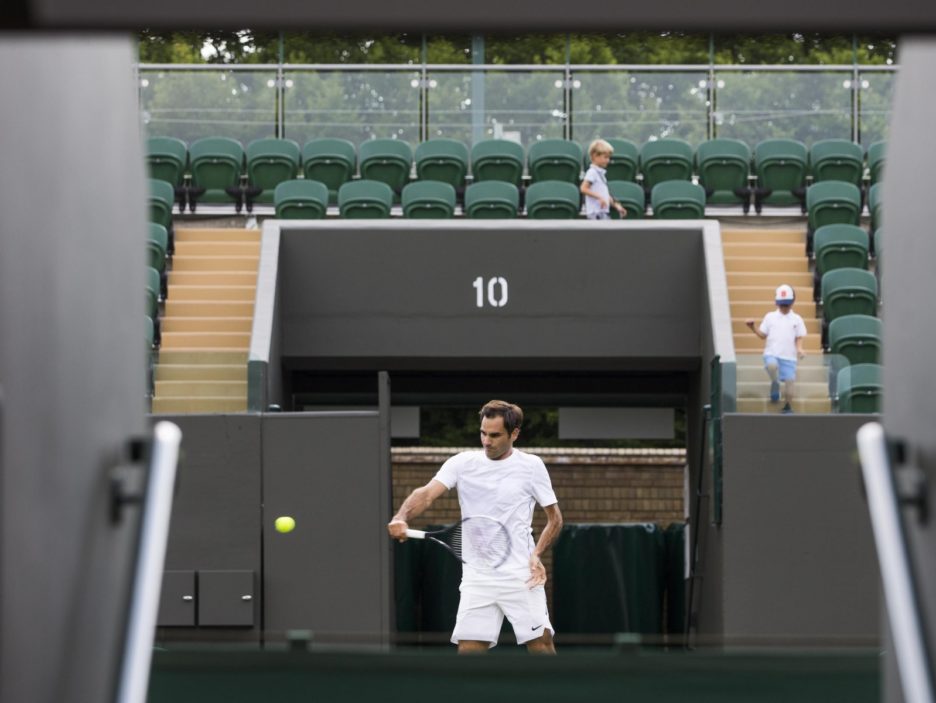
451;581;554;647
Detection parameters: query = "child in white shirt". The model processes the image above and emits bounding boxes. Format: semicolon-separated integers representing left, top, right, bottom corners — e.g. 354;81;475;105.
580;138;627;220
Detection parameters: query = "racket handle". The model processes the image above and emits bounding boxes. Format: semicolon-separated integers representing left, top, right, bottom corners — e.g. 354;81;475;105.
405;529;426;539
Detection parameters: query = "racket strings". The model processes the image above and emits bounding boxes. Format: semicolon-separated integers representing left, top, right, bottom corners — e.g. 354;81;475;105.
458;519;511;569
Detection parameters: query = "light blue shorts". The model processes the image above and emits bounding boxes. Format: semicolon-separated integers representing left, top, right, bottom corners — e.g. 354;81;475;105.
764;355;797;382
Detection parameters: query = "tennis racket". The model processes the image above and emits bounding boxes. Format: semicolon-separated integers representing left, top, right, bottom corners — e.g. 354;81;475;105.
406;516;511;569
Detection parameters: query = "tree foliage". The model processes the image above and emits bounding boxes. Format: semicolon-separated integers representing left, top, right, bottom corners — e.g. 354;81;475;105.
139;31;897;66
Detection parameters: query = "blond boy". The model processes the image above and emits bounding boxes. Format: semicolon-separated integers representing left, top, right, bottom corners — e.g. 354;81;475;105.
580;138;627;220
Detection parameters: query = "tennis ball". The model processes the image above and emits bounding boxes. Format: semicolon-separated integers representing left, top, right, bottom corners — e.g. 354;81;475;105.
274;516;296;533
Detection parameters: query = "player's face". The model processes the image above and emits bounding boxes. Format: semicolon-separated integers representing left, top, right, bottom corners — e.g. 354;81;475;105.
480;416;519;461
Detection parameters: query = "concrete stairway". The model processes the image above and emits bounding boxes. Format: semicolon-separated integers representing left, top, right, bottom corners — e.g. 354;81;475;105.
150;228;260;413
723;228;831;414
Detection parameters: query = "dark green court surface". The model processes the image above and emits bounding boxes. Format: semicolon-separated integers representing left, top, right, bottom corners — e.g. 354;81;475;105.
150;647;879;703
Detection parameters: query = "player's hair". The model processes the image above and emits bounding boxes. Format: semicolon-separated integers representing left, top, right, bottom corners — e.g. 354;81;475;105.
479;400;524;434
589;138;614;158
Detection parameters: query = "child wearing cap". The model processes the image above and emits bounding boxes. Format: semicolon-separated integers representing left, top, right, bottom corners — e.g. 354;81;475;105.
745;284;807;414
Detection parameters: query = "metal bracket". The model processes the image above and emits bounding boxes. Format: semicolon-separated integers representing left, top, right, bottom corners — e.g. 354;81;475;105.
109;436;151;524
888;438;929;524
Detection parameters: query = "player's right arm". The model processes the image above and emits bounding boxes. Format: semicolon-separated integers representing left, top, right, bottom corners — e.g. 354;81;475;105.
745;318;767;339
387;479;448;541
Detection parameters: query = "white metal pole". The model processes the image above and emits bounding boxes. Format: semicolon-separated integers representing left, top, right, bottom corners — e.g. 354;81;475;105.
115;421;182;703
857;422;934;703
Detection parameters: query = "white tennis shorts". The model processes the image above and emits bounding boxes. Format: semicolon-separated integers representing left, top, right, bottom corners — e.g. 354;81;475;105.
451;581;554;647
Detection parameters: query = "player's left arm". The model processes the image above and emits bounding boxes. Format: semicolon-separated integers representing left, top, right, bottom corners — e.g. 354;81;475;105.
528;503;564;588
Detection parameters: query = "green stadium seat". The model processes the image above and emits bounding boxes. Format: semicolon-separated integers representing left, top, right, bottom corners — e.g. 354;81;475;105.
147;222;169;300
245;138;301;207
147;222;169;273
358;139;414;198
821;267;878;347
695;138;752;211
145;314;156;398
752;138;808;212
414;139;469;192
470;139;525;186
806;180;863;255
651;180;706;219
528;139;583;184
463;181;520;219
148;178;174;231
867;182;883;233
145;266;161;322
302;138;357;204
273;179;329;219
867;141;885;186
338;179;393;219
873;227;882;284
145;137;188;211
524;180;581;219
145;314;156;349
401;180;456;219
608;180;646;219
639;138;694;192
814;224;868;272
809;139;864;187
813;223;869;297
593;138;640;183
187;136;245;211
829;314;882;366
836;363;882;413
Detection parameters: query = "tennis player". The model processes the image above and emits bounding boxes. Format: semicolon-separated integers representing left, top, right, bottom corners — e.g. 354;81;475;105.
387;400;563;654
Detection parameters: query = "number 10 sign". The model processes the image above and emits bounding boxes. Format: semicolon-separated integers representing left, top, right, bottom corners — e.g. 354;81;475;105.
473;276;508;308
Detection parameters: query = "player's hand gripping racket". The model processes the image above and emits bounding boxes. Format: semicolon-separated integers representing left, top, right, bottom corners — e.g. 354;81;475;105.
406;516;511;569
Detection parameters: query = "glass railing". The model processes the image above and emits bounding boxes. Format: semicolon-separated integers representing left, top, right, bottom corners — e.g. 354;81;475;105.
426;68;566;145
570;68;710;144
712;68;853;146
733;352;880;415
140;66;280;145
283;67;423;145
138;63;896;148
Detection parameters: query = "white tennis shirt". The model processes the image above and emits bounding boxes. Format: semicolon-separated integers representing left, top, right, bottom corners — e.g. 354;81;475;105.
434;449;558;585
759;309;807;360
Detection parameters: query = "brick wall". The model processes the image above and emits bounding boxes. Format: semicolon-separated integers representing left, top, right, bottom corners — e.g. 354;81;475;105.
392;446;686;528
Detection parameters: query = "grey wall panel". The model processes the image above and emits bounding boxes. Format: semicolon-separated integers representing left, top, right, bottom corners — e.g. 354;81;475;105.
160;415;262;572
0;37;147;703
881;38;936;703
720;415;878;640
262;412;391;638
279;223;701;367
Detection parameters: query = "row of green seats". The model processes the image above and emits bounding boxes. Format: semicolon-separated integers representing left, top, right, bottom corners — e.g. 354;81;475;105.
805;179;884;256
147;135;886;215
274;178;709;220
820;266;879;349
812;222;882;296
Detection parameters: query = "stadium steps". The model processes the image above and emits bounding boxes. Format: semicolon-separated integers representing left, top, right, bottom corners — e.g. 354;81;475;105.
151;227;259;414
723;228;831;414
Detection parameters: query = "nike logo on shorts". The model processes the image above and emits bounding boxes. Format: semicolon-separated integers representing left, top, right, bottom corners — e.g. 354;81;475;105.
531;624;543;631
